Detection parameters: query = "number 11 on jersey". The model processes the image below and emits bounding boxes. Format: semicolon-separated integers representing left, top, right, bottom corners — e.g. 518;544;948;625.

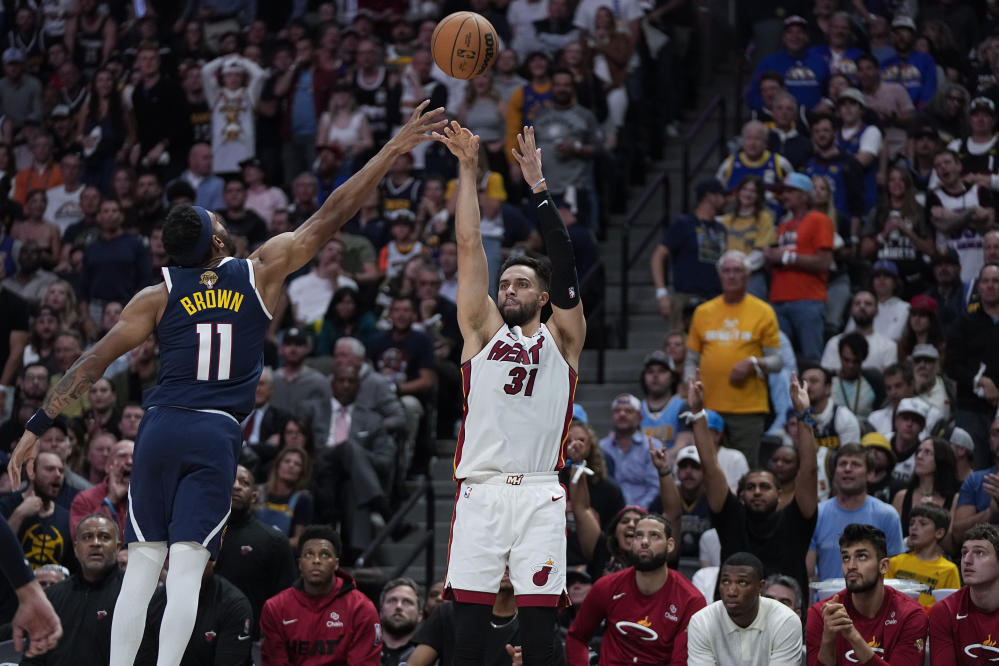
196;323;233;381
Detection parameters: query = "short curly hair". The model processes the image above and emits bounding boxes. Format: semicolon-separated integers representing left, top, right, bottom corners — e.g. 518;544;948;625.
162;206;212;265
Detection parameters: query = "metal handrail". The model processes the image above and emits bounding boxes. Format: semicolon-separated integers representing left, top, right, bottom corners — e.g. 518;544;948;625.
681;94;728;211
577;257;607;382
619;173;671;346
355;474;435;589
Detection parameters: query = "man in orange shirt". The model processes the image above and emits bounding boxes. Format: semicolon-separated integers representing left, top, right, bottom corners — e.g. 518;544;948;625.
686;250;783;467
12;133;62;206
765;172;834;362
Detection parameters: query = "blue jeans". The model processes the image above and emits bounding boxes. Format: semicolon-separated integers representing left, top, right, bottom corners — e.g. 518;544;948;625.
773;300;826;363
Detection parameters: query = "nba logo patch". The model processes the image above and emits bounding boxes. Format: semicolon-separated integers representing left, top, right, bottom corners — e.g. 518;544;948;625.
568;286;575;299
463;486;473;499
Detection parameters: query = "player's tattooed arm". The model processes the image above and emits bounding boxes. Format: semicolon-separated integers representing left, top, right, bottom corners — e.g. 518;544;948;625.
41;362;99;417
44;285;162;418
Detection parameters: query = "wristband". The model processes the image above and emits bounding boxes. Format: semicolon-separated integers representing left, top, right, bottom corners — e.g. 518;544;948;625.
656;287;668;300
680;409;706;425
794;407;817;429
782;251;791;266
658;467;673;478
530;177;546;190
25;408;53;437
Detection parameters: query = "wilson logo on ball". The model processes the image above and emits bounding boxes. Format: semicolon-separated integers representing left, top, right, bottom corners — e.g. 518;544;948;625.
431;11;500;80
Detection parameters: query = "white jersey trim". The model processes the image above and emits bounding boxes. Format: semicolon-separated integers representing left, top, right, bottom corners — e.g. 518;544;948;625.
244;258;273;320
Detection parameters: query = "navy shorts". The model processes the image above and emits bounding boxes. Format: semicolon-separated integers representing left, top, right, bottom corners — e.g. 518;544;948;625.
125;406;241;558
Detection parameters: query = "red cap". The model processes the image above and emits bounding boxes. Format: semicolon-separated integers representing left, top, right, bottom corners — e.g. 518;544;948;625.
910;294;938;314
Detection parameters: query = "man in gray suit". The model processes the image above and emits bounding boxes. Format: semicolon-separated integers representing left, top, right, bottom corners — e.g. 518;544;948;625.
314;337;407;442
312;361;396;560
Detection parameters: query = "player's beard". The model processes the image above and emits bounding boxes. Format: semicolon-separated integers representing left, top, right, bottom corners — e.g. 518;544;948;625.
382;615;419;638
845;572;878;594
500;298;539;328
631;550;669;572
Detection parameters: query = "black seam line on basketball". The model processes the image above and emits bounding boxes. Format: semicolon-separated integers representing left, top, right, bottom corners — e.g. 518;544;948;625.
473;16;482;77
451;15;471;78
431;16;443;63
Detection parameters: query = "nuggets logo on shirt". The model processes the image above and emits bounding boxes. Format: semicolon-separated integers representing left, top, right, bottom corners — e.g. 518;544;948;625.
964;634;999;660
846;636;885;663
703;317;754;343
615;616;658;641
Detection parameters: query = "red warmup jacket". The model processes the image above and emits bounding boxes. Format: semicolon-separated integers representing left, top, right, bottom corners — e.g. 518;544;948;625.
928;586;999;665
259;570;381;666
806;586;928;666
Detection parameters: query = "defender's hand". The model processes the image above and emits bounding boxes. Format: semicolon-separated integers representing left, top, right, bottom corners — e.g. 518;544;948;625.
512;126;544;188
387;100;447;154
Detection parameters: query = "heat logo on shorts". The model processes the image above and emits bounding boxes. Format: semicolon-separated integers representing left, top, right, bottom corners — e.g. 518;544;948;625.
533;557;557;586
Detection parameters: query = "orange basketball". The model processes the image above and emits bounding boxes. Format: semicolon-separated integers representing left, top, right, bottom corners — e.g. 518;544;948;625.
431;11;500;80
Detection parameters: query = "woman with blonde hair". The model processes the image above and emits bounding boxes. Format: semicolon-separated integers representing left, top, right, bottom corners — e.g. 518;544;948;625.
256;447;315;550
721;174;775;299
811;174;852;335
457;70;506;176
564;419;624;529
42;279;88;339
316;84;374;172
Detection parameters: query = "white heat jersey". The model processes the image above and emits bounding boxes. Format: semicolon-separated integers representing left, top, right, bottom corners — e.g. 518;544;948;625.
454;323;577;479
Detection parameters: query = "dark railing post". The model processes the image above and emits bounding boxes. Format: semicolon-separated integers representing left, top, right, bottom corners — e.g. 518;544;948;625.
681;144;690;213
734;60;745;136
719;97;728;162
620;223;630;346
424;477;434;590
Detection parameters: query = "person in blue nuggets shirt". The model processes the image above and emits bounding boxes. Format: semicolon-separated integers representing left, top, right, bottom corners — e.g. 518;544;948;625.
881;15;937;108
747;15;829;112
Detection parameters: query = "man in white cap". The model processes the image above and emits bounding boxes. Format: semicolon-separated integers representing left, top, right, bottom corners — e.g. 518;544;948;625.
599;394;663;508
889;397;929;488
911;343;951;420
670;445;711;561
835;87;882;212
0;47;42;131
881;15;938;107
946;97;999;187
201;54;267;174
764;172;834;361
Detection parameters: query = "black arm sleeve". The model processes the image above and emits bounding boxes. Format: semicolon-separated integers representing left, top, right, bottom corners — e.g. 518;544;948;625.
0;519;32;591
532;189;580;309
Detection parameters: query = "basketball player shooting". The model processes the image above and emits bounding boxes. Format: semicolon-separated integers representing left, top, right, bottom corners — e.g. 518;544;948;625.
436;121;585;665
8;101;446;666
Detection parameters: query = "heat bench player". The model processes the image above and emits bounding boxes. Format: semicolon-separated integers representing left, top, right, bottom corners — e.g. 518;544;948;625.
436;122;586;666
929;524;999;665
9;102;446;666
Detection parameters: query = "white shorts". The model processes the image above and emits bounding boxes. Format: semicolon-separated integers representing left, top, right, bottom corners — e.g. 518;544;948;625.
444;472;567;607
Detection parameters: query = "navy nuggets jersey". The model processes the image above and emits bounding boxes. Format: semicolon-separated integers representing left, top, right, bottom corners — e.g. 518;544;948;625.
144;258;271;420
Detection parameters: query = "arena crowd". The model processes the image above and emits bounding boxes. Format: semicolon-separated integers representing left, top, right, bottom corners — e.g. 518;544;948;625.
0;0;998;664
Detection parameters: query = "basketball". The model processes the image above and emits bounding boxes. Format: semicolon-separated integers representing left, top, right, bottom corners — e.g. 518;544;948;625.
431;11;500;80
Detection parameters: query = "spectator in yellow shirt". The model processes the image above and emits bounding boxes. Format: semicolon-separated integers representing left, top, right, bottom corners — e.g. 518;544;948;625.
887;503;961;608
685;250;783;467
